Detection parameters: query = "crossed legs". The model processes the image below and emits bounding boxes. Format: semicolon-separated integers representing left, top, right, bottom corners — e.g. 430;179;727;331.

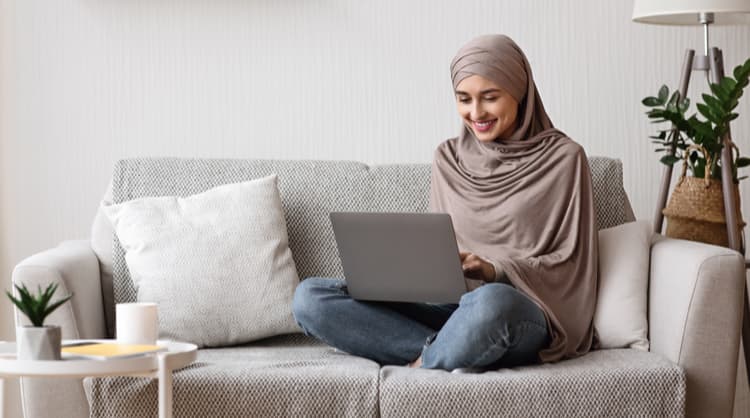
292;277;549;370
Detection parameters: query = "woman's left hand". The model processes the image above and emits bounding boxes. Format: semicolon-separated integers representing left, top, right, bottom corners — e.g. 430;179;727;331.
459;252;496;283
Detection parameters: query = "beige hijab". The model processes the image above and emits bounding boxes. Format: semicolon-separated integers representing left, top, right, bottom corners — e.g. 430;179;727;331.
430;34;598;362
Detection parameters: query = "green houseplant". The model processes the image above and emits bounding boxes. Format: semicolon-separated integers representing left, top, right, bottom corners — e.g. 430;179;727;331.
6;283;73;360
642;57;750;246
642;57;750;181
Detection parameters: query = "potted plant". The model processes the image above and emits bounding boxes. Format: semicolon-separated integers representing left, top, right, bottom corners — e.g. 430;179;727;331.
6;283;73;360
642;57;750;179
642;57;750;246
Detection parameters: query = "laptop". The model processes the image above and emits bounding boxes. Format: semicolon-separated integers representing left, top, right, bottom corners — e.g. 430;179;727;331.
329;212;468;304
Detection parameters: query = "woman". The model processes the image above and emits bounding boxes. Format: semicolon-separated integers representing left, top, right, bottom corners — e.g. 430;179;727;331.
292;34;597;371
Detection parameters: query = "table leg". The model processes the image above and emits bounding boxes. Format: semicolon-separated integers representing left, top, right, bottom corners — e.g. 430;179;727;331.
157;354;173;418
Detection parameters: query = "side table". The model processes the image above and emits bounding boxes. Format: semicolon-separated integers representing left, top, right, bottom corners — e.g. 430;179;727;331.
0;339;197;418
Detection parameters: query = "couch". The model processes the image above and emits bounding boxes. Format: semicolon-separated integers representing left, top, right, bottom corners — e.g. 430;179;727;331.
12;157;746;418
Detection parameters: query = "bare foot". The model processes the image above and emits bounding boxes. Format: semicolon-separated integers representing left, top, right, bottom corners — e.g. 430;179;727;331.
408;355;423;368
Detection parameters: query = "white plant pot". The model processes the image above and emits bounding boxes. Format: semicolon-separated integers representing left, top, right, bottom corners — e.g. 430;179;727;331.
16;325;62;360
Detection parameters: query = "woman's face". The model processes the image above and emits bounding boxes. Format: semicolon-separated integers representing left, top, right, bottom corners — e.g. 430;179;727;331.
455;75;519;142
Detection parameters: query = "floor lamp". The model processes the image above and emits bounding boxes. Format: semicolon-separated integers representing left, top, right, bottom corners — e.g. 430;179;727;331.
632;0;750;386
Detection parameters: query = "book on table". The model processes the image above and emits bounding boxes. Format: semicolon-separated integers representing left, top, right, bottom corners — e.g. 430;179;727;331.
61;342;166;360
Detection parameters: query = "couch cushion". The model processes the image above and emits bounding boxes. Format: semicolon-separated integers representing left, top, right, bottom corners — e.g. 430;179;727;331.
85;343;684;418
588;157;632;230
379;349;685;417
109;157;632;314
84;334;379;417
595;221;652;351
103;175;301;347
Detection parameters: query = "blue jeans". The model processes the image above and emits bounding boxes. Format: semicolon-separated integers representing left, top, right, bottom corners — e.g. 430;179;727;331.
292;277;550;370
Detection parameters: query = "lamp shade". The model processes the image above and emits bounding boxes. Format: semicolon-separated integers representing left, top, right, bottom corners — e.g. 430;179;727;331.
633;0;750;25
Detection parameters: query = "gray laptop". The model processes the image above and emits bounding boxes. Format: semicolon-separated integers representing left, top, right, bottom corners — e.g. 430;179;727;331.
329;212;468;304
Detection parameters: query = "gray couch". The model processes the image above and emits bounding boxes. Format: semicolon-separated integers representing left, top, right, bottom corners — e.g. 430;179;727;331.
12;157;746;417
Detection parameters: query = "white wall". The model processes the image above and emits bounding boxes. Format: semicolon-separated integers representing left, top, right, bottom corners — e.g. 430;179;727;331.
1;1;749;417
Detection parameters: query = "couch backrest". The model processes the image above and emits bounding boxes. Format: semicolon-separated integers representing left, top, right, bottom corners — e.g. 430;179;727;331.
109;157;633;308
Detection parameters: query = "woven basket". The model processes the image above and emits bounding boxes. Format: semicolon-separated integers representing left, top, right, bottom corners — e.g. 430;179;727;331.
662;145;745;247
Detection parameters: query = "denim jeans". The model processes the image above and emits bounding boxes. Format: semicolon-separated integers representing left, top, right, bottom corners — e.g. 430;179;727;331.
292;277;550;371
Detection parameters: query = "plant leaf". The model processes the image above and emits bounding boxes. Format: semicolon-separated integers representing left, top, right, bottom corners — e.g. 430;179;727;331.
702;94;725;114
649;131;667;140
669;90;679;103
42;294;73;321
660;155;681;165
736;157;750;168
725;98;740;112
5;291;29;318
732;64;742;80
658;85;669;103
721;77;738;94
688;118;714;138
14;284;36;315
678;97;690;113
710;83;730;102
697;103;721;124
642;96;661;107
737;60;750;80
37;283;57;312
646;108;666;118
734;59;750;81
691;158;707;178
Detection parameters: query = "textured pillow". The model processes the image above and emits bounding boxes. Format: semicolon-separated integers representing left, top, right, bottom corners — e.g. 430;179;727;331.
102;175;300;348
594;220;652;351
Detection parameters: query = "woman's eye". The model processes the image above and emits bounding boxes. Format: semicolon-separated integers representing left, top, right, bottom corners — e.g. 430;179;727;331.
458;97;471;104
483;96;498;101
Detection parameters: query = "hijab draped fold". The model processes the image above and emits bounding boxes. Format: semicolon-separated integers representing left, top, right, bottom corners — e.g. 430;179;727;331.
431;34;598;362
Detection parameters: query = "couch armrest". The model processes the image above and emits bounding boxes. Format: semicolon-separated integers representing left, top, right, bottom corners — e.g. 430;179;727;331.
12;240;106;339
11;240;105;418
649;236;745;418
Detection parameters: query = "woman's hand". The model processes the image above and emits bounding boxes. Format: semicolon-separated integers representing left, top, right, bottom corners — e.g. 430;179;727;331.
460;252;496;283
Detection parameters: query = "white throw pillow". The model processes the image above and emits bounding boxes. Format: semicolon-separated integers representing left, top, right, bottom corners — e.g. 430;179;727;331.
102;175;301;348
594;220;651;351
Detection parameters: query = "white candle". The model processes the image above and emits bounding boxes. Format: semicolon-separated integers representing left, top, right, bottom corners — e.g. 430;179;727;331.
116;302;159;345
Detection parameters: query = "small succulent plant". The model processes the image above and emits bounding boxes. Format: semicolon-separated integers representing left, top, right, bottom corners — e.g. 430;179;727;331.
6;283;73;327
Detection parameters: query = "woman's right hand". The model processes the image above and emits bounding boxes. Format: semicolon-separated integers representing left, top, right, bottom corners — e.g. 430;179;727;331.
460;251;496;283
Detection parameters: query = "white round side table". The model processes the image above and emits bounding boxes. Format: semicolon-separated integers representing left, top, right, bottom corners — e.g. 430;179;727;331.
0;339;197;418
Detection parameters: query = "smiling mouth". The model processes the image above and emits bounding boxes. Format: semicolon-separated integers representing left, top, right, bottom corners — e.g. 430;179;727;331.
472;119;497;133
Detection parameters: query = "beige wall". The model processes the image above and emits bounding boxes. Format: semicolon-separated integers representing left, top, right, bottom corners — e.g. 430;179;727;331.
1;1;750;417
